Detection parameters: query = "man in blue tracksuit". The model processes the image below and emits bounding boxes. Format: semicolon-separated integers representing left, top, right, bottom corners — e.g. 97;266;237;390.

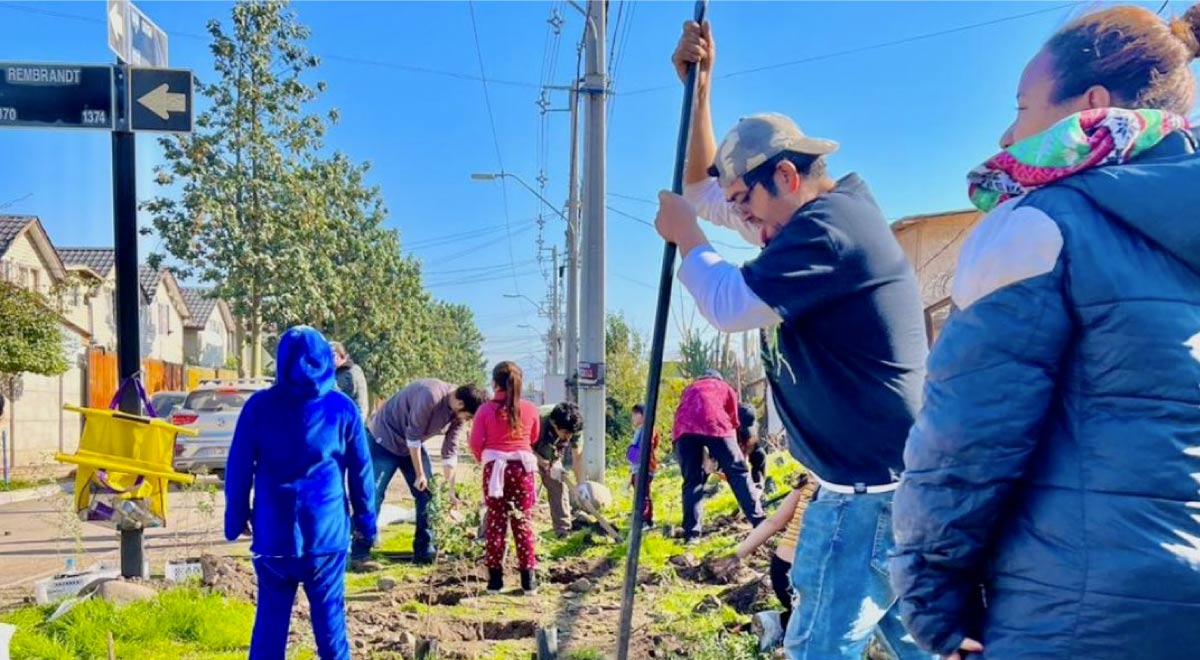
225;326;377;660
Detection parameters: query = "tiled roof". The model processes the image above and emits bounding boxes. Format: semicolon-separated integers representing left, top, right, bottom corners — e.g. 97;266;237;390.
139;264;164;299
0;216;35;256
56;247;116;276
180;287;219;328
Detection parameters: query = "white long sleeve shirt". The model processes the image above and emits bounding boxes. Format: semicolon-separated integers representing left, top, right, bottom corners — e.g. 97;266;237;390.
677;244;782;332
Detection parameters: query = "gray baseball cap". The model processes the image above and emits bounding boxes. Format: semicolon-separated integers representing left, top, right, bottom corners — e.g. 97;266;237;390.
712;113;839;188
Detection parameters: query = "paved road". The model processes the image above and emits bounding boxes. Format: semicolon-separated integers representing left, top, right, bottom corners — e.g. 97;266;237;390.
0;437;452;603
0;479;244;595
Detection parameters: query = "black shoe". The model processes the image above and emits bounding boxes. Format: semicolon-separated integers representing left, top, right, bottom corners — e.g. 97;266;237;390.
413;552;436;565
520;569;539;595
487;567;504;593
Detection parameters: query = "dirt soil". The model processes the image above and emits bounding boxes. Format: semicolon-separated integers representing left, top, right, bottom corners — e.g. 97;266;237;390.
195;517;764;660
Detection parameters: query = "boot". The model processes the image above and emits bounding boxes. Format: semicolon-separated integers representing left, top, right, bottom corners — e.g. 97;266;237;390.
487;567;504;594
520;568;539;595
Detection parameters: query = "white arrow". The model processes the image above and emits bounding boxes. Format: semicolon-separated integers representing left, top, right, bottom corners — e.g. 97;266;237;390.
108;1;124;40
137;83;187;120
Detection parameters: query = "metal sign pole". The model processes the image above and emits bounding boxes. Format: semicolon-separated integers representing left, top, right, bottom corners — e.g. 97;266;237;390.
110;61;145;578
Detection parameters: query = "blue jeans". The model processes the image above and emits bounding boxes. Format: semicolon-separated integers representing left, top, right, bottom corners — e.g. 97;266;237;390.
350;439;435;561
676;433;765;537
784;488;932;660
252;551;348;660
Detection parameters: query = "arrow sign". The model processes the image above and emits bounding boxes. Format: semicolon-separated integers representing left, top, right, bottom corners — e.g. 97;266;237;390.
107;0;130;62
128;67;192;133
137;83;185;120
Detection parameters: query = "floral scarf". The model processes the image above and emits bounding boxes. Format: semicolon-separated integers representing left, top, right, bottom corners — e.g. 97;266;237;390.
968;108;1191;212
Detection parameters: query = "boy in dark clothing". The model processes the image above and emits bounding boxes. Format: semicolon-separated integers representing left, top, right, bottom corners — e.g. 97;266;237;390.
626;403;661;527
532;402;585;537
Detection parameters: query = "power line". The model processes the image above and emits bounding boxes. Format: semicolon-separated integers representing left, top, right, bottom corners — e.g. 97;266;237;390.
608;192;657;205
0;2;541;90
607;204;757;252
620;3;1075;96
467;0;528;315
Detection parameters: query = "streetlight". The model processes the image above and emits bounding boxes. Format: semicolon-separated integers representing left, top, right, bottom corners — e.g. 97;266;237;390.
504;292;546;312
477;170;579;407
470;172;568;221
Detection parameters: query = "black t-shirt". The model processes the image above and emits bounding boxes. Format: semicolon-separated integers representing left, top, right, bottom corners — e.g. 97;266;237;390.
741;174;927;486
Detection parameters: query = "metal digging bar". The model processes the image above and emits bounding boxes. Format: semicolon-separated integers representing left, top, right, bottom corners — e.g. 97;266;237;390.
615;2;708;658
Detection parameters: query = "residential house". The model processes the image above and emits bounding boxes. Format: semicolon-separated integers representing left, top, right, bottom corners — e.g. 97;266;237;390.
0;216;90;470
180;287;237;369
891;209;984;344
138;265;190;365
56;247;118;350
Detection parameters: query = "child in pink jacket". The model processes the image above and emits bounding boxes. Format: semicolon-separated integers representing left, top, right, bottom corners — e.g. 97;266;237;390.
469;361;541;594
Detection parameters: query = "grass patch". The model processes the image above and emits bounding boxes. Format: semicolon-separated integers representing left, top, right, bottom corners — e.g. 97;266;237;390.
1;587;260;660
656;585;746;640
374;523;415;555
0;477;54;492
564;650;607;660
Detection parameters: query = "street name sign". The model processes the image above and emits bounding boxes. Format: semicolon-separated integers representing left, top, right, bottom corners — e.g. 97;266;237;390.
0;63;115;130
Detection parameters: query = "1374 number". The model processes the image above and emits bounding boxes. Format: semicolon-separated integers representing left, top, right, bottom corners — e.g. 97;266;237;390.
82;110;108;125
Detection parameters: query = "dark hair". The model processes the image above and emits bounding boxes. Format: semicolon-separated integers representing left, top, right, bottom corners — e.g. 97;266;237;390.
707;150;827;196
549;402;584;434
1046;4;1200;114
632;403;645;415
736;402;756;444
492;361;524;433
454;384;487;415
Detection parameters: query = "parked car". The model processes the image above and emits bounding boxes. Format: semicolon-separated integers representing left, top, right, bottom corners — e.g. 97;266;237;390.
149;391;187;419
171;378;273;480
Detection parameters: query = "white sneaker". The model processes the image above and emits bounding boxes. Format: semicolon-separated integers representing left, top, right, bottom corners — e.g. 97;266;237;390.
752;610;784;651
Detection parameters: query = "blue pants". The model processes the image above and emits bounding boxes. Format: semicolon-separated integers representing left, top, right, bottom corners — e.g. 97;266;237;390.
676;433;765;537
350;439;435;561
251;552;348;660
784;488;933;660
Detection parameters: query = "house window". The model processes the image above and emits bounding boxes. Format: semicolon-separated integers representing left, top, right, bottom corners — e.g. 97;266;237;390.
158;302;170;334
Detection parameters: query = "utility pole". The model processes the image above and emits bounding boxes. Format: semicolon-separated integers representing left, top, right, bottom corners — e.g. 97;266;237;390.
579;0;607;482
564;84;581;404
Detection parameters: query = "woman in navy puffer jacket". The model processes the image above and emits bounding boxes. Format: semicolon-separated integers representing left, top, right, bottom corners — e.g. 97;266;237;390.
892;5;1200;659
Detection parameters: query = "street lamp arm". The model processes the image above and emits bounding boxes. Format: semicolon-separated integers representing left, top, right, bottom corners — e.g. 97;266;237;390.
470;171;568;222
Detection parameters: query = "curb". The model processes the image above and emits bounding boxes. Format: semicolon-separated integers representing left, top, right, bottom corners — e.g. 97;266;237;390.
0;484;67;507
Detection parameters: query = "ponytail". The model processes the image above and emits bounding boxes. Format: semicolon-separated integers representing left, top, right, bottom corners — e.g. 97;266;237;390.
492;361;524;433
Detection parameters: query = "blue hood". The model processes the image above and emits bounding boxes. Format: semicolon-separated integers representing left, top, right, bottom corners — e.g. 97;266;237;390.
274;326;336;399
1059;129;1200;273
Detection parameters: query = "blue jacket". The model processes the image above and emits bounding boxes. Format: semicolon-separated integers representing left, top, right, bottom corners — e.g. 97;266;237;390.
224;326;377;556
892;129;1200;659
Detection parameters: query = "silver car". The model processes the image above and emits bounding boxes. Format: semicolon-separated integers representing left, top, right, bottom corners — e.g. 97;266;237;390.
171;378;272;480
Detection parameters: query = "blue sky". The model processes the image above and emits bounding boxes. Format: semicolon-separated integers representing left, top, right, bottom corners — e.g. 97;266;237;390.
1;0;1196;390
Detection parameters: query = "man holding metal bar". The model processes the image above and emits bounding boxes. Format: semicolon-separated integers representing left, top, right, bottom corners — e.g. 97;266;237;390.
655;20;931;660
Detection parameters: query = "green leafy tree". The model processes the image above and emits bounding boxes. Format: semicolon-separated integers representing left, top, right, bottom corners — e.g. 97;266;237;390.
0;282;69;406
425;301;487;387
144;0;332;376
